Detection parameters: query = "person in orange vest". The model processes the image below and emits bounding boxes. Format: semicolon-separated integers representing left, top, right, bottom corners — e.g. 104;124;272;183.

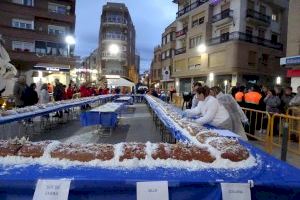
235;86;245;107
244;85;263;139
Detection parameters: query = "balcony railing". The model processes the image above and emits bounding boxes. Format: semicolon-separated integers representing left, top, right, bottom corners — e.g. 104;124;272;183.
102;17;127;25
175;47;186;55
102;52;127;59
246;9;271;25
212;9;233;23
176;0;209;18
176;27;188;38
102;34;127;41
208;31;283;50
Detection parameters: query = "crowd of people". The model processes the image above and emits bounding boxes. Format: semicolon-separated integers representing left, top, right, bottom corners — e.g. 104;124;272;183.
12;76;114;110
150;82;300;141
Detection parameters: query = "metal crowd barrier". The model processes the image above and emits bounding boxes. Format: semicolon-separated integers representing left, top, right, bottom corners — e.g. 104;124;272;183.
241;107;272;152
270;113;300;156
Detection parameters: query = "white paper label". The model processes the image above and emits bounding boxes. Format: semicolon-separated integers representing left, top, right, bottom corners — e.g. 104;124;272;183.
136;181;169;200
33;179;71;200
221;183;251;200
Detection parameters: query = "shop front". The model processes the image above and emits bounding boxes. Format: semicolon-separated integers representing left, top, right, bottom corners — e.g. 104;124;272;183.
27;64;70;86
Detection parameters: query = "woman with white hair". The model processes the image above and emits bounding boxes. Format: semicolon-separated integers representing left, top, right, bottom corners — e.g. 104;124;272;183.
210;86;248;140
185;86;232;130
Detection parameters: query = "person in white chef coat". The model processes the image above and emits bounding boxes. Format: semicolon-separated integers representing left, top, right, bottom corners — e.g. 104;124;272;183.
184;86;232;130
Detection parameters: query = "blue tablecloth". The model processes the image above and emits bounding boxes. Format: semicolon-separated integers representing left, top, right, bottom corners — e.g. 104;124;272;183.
113;97;134;105
0;95;113;125
0;141;300;200
80;103;124;128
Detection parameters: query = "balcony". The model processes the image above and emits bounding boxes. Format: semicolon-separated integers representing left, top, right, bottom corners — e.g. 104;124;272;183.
102;17;127;26
0;1;75;23
175;47;186;55
176;0;209;18
102;34;127;42
8;50;76;66
212;9;234;26
246;9;271;26
101;52;127;61
0;25;67;43
176;27;188;38
208;32;283;50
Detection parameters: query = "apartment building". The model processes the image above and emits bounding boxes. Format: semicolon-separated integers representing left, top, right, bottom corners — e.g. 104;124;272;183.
98;2;137;82
172;0;288;93
0;0;76;85
280;0;300;91
150;22;176;89
80;49;100;83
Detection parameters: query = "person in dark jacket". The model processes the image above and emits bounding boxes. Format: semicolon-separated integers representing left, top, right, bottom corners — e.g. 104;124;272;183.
23;83;39;106
53;79;65;101
53;79;64;117
13;75;27;108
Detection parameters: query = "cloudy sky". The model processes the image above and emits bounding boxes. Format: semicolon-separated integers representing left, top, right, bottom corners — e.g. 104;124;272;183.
75;0;177;73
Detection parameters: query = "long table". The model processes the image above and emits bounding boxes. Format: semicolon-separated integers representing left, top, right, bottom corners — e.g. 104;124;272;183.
80;102;124;128
0;95;300;199
0;95;114;125
0;142;300;200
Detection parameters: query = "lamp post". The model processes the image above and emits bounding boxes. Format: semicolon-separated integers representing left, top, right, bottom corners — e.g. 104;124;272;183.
197;44;207;54
224;80;228;94
145;73;149;89
65;35;76;57
209;72;214;87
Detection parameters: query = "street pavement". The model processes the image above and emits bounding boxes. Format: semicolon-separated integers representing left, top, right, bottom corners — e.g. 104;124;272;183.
18;104;162;144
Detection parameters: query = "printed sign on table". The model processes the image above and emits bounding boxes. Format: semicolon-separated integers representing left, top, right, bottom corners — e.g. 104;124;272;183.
221;183;251;200
33;179;71;200
137;181;169;200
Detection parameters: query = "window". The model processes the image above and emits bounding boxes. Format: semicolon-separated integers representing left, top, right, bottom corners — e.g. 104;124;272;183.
12;0;34;6
188;57;201;70
258;29;265;39
12;41;34;52
260;5;266;14
221;3;230;11
272;14;277;21
262;54;269;66
35;41;67;56
48;3;69;15
248;51;256;66
220;28;229;42
48;25;66;36
12;19;34;30
192;16;204;28
247;0;254;10
271;33;278;43
189;35;202;49
166;50;170;58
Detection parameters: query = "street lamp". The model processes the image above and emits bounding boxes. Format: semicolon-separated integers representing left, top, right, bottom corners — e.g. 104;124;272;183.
145;73;149;88
209;72;214;87
276;76;281;85
224;80;228;94
108;44;120;55
65;35;76;57
197;44;207;54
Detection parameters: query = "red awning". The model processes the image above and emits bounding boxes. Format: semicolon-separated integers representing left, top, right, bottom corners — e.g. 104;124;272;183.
287;69;300;77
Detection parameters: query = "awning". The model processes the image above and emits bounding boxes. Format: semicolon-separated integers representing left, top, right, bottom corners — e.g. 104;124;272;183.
287;69;300;77
107;78;135;88
280;55;300;66
34;64;70;72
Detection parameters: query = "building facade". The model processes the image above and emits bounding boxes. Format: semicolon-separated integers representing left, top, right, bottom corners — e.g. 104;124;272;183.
172;0;288;93
0;0;76;86
150;45;162;87
98;2;137;82
280;0;300;92
160;22;176;90
150;22;176;90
